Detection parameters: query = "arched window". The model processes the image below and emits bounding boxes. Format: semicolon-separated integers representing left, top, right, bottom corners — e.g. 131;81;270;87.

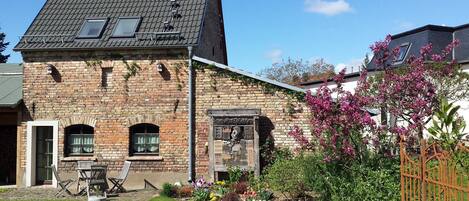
65;124;94;156
130;124;159;155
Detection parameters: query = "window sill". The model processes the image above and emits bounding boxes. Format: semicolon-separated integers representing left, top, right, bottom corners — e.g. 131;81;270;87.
62;156;97;162
126;156;163;161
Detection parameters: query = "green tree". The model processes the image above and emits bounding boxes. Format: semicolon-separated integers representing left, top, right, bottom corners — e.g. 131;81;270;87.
0;29;10;63
360;54;370;70
258;58;334;86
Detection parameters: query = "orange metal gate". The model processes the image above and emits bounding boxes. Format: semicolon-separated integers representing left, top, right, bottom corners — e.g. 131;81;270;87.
400;140;469;201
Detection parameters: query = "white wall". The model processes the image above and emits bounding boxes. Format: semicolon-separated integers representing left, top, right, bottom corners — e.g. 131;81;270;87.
456;64;469;143
303;71;380;94
304;77;359;95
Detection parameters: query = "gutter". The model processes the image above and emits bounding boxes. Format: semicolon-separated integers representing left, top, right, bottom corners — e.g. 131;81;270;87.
187;46;195;182
13;45;194;52
0;73;23;76
0;99;22;109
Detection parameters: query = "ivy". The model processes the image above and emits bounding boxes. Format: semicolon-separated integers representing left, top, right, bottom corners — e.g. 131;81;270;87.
123;60;141;81
194;62;305;101
174;61;184;91
81;54;103;69
285;99;296;116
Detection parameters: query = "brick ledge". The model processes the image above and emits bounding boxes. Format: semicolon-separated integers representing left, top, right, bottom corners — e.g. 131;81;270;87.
125;156;163;161
61;156;97;162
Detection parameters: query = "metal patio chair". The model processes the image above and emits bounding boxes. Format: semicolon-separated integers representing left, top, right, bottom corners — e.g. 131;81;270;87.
51;165;75;197
108;161;132;193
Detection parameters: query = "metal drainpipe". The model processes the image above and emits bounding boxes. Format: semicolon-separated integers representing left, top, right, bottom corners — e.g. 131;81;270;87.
187;46;195;182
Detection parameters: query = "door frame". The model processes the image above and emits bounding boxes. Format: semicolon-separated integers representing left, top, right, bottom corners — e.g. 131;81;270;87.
26;121;58;187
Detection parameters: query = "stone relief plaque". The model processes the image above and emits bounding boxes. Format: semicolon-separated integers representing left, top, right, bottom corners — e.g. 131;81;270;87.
209;109;260;177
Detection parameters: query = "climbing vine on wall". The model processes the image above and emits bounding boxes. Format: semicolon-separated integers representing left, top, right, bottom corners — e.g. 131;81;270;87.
193;61;305;101
81;54;103;69
123;60;141;81
173;57;188;91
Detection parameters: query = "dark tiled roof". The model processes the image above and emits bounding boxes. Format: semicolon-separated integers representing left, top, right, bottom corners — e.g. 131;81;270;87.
300;72;360;86
367;23;469;71
14;0;207;51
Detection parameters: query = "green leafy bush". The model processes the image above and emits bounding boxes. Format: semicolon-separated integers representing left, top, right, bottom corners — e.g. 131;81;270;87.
428;98;469;172
192;189;210;201
255;189;274;201
227;166;243;184
303;154;400;201
265;156;308;199
162;183;177;197
260;139;293;168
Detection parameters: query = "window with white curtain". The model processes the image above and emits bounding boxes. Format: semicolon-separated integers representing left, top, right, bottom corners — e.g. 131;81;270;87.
129;124;159;155
65;125;94;156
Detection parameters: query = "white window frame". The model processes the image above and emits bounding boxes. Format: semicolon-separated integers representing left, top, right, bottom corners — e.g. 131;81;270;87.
26;121;59;187
394;42;412;65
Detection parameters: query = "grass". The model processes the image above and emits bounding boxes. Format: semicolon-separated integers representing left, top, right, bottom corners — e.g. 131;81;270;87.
0;188;10;193
149;195;177;201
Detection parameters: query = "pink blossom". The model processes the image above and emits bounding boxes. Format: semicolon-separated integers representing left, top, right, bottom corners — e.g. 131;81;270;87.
431;54;443;62
420;43;433;56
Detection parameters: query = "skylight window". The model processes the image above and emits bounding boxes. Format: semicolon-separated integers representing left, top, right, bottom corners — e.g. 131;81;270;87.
112;17;141;38
77;18;108;38
396;43;411;62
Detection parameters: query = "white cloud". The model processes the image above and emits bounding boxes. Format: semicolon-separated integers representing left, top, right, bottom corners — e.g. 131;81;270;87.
335;58;363;74
265;49;283;63
304;0;352;16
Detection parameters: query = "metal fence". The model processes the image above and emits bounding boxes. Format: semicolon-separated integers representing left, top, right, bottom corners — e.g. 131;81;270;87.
400;140;469;200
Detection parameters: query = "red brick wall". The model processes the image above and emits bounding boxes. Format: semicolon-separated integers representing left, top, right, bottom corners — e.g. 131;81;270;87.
18;50;311;185
20;50;190;174
193;66;311;175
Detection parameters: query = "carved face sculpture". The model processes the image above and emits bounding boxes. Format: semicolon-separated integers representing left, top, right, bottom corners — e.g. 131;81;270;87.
231;126;243;143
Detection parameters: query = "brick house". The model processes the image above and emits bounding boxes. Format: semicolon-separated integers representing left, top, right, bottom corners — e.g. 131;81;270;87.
12;0;310;188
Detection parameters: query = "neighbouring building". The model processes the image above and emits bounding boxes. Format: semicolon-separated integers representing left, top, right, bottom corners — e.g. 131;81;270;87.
0;64;23;186
302;24;469;91
11;0;310;188
301;23;469;140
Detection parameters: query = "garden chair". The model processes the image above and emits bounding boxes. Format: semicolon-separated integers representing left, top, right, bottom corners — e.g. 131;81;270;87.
77;160;95;194
108;161;132;193
87;165;108;200
51;165;75;197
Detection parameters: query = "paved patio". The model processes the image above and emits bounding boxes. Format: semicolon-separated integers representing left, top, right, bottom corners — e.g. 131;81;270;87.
0;187;160;201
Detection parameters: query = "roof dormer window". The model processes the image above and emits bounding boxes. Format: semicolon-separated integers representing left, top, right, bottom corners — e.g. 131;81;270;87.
112;17;141;38
77;18;108;39
396;43;411;62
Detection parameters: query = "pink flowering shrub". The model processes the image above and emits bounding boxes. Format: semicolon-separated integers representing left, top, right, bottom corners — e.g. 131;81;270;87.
369;36;461;146
289;35;463;162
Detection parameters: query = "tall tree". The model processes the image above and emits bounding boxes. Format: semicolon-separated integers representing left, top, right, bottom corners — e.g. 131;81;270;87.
360;54;370;70
0;29;10;63
258;58;334;86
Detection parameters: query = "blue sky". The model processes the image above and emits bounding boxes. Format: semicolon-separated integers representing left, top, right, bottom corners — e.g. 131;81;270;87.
1;0;469;74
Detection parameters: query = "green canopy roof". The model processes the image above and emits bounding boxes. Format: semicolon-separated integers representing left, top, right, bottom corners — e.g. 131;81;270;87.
0;64;23;108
